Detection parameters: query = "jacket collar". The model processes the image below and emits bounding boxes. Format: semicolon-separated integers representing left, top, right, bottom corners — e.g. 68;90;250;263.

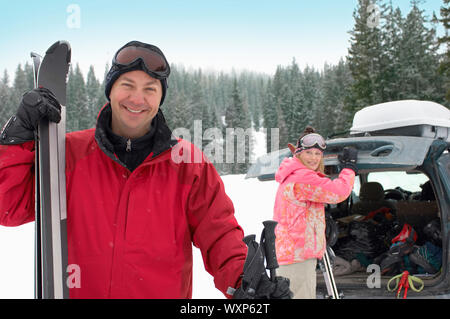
275;157;325;184
94;103;178;167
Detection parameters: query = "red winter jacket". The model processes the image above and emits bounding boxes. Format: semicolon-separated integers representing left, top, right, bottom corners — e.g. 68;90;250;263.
0;107;247;299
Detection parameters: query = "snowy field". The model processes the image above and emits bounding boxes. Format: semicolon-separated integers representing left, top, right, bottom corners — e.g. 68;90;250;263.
192;174;278;298
0;173;278;299
0;130;277;299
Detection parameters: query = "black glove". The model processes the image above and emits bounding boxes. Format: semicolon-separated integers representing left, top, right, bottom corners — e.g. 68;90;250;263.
0;87;61;145
338;146;358;173
232;234;293;299
233;273;293;299
254;275;292;299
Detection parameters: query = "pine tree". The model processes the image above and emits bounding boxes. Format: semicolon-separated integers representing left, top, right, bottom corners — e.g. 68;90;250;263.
347;0;384;112
255;78;268;131
6;64;31;123
267;67;288;149
397;0;441;101
202;72;222;130
1;70;10;87
24;62;35;93
95;63;109;111
288;59;304;143
275;102;289;150
13;64;29;96
237;71;268;131
224;79;252;174
188;70;216;151
261;78;278;152
189;70;204;126
215;71;232;131
277;80;294;147
437;0;450;104
378;1;403;101
319;61;352;137
0;70;13;124
166;82;192;138
85;66;101;129
66;64;88;132
332;60;354;134
299;66;321;133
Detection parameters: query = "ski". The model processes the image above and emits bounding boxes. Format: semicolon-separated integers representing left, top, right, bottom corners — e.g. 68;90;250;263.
30;51;42;299
32;41;71;299
30;52;41;87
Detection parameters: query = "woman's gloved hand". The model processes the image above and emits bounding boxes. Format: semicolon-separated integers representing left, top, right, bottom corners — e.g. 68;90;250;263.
338;146;358;174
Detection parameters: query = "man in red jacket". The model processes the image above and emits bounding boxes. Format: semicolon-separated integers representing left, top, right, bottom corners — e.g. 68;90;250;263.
0;41;291;299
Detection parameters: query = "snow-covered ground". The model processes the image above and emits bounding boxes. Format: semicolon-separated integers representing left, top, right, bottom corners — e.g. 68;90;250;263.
192;174;278;298
0;222;35;298
0;173;278;299
0;129;276;299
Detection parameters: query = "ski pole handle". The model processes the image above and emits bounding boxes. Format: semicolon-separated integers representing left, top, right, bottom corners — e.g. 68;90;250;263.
262;220;279;281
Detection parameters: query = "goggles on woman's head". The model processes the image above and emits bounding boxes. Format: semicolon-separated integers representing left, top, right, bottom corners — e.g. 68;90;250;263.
294;133;326;154
112;41;170;79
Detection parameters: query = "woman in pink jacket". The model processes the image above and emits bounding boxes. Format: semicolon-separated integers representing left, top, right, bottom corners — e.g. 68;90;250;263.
273;126;357;298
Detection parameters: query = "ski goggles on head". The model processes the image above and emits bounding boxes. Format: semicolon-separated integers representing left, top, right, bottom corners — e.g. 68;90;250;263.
295;133;326;154
112;41;170;79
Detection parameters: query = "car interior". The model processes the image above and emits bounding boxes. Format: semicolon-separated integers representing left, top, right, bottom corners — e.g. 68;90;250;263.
319;168;443;297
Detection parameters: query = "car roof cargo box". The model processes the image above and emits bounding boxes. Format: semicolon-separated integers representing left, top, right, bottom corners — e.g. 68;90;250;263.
350;100;450;142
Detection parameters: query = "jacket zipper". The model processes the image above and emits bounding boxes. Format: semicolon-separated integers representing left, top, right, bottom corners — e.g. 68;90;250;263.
126;139;131;152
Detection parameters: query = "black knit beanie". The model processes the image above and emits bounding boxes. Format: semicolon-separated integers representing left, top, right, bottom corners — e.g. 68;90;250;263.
104;42;169;106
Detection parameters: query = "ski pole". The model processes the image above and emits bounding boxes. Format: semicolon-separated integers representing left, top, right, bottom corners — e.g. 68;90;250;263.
321;248;340;299
238;235;265;298
262;220;279;281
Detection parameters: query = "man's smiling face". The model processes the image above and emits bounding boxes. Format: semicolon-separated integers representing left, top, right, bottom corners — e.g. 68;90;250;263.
109;70;162;139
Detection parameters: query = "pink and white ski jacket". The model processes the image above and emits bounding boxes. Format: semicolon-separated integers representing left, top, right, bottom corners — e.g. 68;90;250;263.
273;157;355;265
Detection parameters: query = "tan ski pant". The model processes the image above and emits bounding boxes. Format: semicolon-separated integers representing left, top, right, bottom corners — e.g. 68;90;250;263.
277;258;317;299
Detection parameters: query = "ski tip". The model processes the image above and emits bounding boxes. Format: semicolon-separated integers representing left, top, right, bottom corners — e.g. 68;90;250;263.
44;41;72;64
59;40;72;64
46;41;60;54
66;48;72;64
45;41;72;60
30;52;42;59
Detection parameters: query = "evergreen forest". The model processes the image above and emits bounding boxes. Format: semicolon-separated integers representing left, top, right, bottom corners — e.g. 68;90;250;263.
1;0;449;174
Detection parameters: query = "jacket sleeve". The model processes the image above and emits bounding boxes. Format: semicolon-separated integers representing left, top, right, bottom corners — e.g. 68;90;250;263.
288;168;355;205
0;142;36;226
185;160;247;299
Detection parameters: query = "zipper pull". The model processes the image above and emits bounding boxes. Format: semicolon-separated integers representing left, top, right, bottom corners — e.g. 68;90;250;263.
126;139;132;152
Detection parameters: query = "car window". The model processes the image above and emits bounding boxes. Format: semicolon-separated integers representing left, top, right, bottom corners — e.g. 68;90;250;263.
352;176;361;199
367;171;429;193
